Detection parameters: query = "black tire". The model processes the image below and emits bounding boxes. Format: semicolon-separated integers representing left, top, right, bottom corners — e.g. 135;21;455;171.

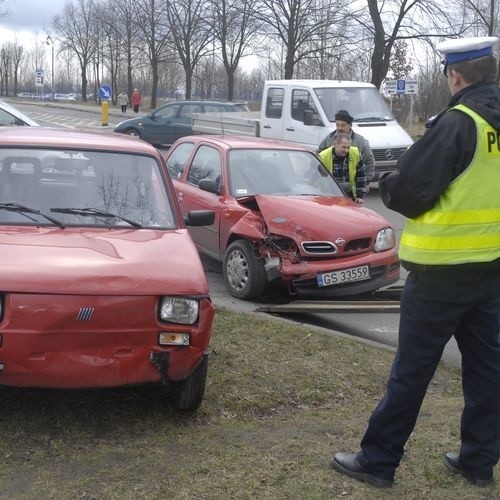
223;239;267;300
170;354;208;412
125;128;142;139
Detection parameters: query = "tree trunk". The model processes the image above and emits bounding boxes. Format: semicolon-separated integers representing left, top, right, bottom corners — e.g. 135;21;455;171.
227;69;235;101
284;44;295;79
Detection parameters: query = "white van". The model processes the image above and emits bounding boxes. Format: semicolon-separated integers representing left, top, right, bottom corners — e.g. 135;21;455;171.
192;80;414;180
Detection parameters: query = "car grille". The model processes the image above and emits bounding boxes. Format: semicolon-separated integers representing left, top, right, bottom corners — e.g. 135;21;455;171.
373;147;408;163
301;241;337;256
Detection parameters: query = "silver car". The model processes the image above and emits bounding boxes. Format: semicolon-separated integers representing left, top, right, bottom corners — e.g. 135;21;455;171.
0;100;40;127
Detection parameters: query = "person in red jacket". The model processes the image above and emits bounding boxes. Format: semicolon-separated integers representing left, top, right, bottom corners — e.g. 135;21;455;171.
131;88;142;113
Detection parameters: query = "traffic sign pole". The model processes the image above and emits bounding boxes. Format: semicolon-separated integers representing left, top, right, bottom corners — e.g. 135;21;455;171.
101;100;109;126
98;85;112;127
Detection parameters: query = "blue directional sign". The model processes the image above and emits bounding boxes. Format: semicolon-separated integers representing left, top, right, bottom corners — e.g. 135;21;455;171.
396;79;406;94
98;85;112;100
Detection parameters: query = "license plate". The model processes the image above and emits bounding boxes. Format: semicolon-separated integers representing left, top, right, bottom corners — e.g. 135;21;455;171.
317;265;370;287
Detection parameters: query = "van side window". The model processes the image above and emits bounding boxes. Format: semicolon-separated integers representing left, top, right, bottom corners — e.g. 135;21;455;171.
291;89;318;122
265;88;284;119
187;145;222;187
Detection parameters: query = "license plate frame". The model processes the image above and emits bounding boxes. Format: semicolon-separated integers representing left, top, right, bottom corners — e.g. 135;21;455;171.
317;265;370;287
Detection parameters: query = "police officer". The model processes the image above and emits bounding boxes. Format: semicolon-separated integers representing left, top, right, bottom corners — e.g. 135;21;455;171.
330;36;500;488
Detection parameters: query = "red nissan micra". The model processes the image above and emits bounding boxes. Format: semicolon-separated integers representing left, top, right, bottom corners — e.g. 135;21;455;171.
0;127;215;411
163;135;400;300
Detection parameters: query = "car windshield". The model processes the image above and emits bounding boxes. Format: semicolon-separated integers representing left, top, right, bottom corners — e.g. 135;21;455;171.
0;148;177;228
228;149;345;197
314;87;394;122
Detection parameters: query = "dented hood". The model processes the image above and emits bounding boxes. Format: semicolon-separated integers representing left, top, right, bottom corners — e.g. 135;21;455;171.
0;227;209;295
251;194;390;241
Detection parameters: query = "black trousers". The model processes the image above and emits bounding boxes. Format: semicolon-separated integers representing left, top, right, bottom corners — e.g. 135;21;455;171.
357;267;500;480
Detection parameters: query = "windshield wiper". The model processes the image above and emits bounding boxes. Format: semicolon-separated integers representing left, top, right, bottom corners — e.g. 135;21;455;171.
50;207;143;228
0;202;64;227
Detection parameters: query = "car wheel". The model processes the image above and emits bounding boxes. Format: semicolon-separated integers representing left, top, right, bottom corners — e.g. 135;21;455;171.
125;128;142;139
223;239;267;300
170;354;208;412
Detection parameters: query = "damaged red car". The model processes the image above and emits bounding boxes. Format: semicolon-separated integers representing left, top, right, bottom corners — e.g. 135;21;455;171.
0;128;215;411
163;135;400;300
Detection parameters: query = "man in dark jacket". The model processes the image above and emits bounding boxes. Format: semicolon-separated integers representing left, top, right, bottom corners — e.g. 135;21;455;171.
330;36;500;488
317;109;376;182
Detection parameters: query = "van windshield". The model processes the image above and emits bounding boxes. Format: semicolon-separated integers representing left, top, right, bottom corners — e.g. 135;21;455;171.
314;87;394;123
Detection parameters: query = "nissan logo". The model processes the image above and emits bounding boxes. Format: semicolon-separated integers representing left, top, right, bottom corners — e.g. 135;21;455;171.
385;149;393;159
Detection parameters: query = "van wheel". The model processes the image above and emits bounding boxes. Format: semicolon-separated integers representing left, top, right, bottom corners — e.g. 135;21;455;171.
170;354;208;412
223;240;267;300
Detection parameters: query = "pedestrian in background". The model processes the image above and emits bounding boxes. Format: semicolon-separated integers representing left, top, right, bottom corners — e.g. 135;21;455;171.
131;88;142;113
330;36;500;489
117;90;129;113
317;109;376;183
318;132;367;204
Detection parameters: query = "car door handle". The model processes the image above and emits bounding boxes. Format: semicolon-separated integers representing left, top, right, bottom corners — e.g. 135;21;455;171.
286;127;295;131
177;191;184;200
262;125;271;129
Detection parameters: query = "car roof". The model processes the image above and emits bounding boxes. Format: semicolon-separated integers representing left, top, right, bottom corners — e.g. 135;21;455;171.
165;100;246;106
0;127;162;155
265;79;376;89
176;135;313;152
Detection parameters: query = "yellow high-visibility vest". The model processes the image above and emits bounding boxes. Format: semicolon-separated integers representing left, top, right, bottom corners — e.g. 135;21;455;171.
319;146;361;198
399;104;500;265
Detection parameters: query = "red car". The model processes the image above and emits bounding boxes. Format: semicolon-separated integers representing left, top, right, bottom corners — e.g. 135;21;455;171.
0;127;215;411
163;135;400;300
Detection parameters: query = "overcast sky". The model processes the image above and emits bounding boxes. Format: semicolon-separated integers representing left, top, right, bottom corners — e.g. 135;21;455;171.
0;0;67;42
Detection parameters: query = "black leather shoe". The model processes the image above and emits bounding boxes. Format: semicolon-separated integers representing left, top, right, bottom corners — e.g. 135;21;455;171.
331;452;393;488
443;452;493;487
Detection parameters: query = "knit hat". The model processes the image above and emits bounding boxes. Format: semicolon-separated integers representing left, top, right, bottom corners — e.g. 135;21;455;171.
334;109;353;124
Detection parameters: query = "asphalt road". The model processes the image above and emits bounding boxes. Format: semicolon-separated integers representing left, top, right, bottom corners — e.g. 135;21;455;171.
7;98;461;368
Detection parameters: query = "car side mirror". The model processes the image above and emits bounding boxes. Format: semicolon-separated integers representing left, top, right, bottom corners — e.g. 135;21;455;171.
198;178;221;195
184;209;215;226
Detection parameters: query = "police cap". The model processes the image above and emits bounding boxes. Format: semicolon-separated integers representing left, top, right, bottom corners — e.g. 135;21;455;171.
437;36;498;65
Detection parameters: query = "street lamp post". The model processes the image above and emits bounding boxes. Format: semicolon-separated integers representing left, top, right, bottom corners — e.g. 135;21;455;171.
46;35;55;101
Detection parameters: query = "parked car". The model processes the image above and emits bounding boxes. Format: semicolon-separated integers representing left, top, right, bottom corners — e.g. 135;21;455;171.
0;100;39;127
114;99;250;146
162;135;400;300
0;127;215;411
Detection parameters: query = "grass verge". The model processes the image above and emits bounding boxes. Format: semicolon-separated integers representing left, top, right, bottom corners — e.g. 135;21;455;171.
0;308;496;499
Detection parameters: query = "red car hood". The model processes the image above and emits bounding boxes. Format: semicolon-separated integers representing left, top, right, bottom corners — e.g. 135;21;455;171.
252;195;390;241
0;227;209;295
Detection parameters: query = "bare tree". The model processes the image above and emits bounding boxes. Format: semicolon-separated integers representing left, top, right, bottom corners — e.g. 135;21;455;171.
133;0;172;108
363;0;470;89
256;0;346;79
52;0;98;101
208;0;261;100
9;42;24;96
109;0;139;100
166;0;215;99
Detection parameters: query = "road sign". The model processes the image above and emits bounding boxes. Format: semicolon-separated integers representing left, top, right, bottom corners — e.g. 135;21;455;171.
405;79;419;94
396;79;406;94
98;85;112;100
384;79;419;95
35;69;44;87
